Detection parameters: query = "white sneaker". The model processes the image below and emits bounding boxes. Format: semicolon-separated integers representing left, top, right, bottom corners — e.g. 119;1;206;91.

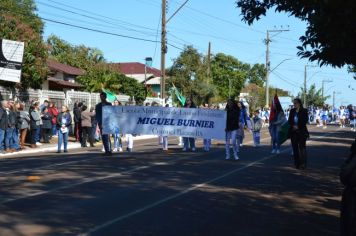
271;149;276;154
36;142;42;146
276;150;280;154
323;126;327;129
225;156;230;160
101;147;105;152
239;144;243;147
234;155;239;160
113;148;118;152
118;147;123;152
191;148;196;152
182;148;187;152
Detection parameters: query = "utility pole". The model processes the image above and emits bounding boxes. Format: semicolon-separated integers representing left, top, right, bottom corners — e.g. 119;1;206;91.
265;31;270;108
265;28;289;107
160;0;167;100
304;65;307;107
303;65;317;107
160;0;189;100
207;41;211;84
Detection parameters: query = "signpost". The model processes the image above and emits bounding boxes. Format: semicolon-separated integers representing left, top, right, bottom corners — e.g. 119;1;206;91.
0;39;25;83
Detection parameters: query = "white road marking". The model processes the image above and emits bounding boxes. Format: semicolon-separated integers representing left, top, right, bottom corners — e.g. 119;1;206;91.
78;131;331;236
0;137;271;204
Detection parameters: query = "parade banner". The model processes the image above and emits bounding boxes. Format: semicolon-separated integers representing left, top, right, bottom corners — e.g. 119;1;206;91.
102;106;227;140
0;39;25;83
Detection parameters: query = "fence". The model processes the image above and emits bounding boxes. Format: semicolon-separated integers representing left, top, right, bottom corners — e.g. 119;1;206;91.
0;87;131;110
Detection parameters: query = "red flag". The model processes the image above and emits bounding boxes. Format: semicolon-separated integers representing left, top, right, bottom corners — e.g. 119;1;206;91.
269;94;282;122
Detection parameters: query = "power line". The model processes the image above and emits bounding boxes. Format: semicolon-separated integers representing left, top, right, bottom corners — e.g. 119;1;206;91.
40;0;157;33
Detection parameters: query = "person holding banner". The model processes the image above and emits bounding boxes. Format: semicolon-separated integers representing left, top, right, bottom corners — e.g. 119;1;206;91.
96;92;112;156
237;101;248;147
112;100;123;152
182;98;196;152
225;99;240;160
288;98;309;169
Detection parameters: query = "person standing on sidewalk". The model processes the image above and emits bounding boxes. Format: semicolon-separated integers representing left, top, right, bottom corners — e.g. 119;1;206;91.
288;98;309;169
6;103;19;152
41;107;52;144
225;99;240;160
73;102;82;142
17;102;30;150
96;92;112;156
81;105;95;148
48;102;59;137
251;110;262;147
29;102;41;148
0;101;8;154
56;106;72;153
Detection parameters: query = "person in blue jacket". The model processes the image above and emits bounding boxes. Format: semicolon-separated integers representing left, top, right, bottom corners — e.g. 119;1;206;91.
237;101;248;147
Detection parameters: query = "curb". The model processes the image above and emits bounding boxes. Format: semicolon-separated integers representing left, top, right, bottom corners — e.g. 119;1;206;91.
0;143;82;157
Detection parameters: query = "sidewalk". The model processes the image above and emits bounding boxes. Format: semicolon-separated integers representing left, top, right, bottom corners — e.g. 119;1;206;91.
0;135;159;158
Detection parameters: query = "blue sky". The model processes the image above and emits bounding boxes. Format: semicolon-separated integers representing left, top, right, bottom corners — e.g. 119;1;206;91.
35;0;356;106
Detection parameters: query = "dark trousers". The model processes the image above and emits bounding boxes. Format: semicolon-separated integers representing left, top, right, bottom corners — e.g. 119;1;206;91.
82;126;94;147
291;131;307;169
74;122;82;142
42;128;51;143
30;128;38;145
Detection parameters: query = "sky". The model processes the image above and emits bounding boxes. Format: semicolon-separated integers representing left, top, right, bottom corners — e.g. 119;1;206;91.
34;0;356;106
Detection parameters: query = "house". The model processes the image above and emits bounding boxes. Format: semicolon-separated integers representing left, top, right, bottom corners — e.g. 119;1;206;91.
108;62;161;96
43;59;84;91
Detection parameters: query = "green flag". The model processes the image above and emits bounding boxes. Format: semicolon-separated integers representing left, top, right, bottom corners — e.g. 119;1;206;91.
172;85;186;106
102;89;117;103
278;121;290;145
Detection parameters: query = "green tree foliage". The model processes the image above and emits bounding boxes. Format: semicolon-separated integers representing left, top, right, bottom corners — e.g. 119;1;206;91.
47;35;105;70
77;65;146;103
247;63;266;87
242;83;290;110
236;0;356;68
211;53;249;100
167;46;217;105
0;0;47;89
298;83;328;107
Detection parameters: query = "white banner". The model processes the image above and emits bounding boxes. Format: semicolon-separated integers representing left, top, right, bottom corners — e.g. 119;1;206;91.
0;39;25;83
102;106;227;140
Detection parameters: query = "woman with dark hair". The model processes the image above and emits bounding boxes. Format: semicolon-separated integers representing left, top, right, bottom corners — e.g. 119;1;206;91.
183;97;196;152
270;101;286;154
41;107;52;143
29;102;41;148
225;99;241;160
288;98;309;169
81;105;95;148
17;102;30;150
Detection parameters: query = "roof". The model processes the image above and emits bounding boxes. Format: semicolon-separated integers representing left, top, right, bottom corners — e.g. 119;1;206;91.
47;59;85;76
108;62;161;77
48;77;83;88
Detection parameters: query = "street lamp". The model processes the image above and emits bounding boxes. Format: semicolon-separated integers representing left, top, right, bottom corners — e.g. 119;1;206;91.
144;57;153;89
303;64;317;107
322;79;333;100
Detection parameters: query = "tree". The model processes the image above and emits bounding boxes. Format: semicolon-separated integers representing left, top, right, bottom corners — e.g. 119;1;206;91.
0;0;48;89
247;63;266;87
167;46;217;105
242;83;290;110
77;65;146;103
236;0;356;68
47;35;105;70
298;83;328;107
211;53;249;100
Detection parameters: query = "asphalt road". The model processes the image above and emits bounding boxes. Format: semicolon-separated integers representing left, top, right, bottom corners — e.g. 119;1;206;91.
0;126;354;236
